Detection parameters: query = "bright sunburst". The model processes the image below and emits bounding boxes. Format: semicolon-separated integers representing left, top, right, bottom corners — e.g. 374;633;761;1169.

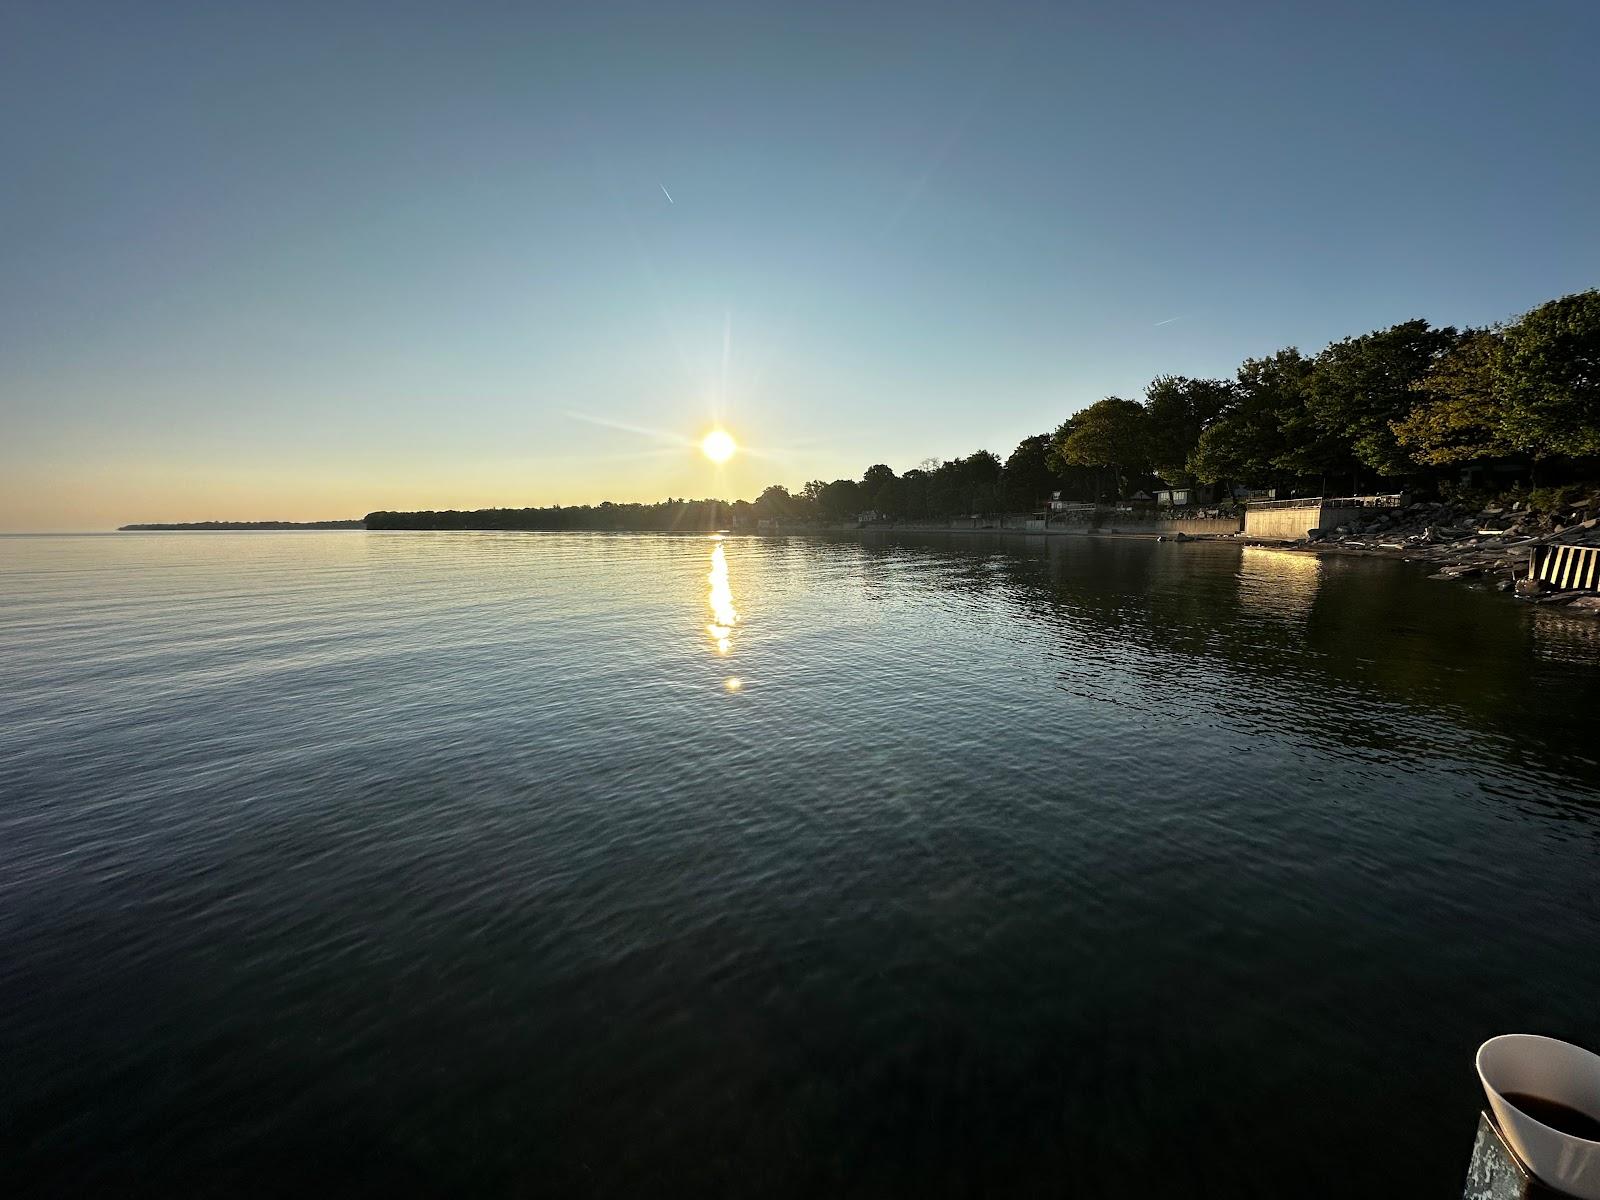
701;429;737;464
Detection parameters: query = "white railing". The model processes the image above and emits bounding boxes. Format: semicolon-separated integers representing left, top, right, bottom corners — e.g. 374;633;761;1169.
1246;494;1403;512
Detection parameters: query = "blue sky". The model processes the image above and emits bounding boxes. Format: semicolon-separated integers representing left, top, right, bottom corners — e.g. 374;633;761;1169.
3;0;1597;528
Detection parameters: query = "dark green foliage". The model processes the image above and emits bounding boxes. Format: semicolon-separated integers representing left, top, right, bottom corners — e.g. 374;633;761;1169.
1391;329;1513;465
860;463;899;514
809;479;865;521
373;290;1597;529
365;501;729;532
1143;376;1233;484
1048;398;1150;498
1303;319;1459;476
120;520;364;530
1497;289;1600;459
1001;435;1059;510
1186;291;1599;490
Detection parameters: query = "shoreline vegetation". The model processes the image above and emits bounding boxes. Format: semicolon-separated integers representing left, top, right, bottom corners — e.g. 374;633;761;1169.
150;290;1600;580
365;288;1597;537
118;520;364;531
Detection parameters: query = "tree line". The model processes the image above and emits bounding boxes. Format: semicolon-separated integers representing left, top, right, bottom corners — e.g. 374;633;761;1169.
366;500;727;532
365;289;1595;531
753;288;1599;524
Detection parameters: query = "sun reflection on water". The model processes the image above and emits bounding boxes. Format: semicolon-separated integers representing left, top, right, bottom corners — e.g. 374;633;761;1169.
706;537;739;657
1238;545;1323;621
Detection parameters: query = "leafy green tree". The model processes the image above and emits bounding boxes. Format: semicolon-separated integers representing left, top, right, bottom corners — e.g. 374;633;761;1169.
1261;349;1349;483
1391;329;1514;465
1002;434;1058;509
753;484;792;516
1304;319;1459;477
1187;350;1309;487
861;463;898;513
1142;376;1233;483
898;468;930;519
862;463;896;490
960;450;1003;514
1496;289;1600;459
1051;397;1150;498
814;478;864;521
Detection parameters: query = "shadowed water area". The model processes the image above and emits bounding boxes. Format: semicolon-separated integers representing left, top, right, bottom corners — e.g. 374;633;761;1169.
3;530;1599;1197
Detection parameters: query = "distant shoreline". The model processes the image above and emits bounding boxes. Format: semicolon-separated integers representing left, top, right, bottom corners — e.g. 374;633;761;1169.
118;520;364;531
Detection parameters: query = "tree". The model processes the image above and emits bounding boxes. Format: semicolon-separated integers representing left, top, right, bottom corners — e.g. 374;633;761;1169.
815;479;863;521
928;459;963;516
1258;348;1347;483
956;450;1003;514
862;463;896;490
754;484;792;516
1304;319;1459;477
1496;289;1600;459
1050;397;1150;498
1002;434;1058;510
1391;329;1514;466
1142;376;1233;483
861;463;898;513
898;468;931;519
1187;349;1310;488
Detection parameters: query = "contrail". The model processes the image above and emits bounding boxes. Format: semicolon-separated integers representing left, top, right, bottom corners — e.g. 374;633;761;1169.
1154;315;1185;327
659;183;674;204
562;410;693;447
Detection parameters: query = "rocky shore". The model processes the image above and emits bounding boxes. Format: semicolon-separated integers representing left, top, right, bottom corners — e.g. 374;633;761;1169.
1247;494;1600;613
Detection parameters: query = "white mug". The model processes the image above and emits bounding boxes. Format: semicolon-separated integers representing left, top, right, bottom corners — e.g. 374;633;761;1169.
1478;1034;1600;1199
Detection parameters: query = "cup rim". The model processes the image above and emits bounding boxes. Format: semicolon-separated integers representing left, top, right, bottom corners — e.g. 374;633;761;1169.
1478;1033;1600;1148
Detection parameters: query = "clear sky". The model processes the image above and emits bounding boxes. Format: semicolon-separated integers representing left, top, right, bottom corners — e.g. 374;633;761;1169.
3;1;1597;530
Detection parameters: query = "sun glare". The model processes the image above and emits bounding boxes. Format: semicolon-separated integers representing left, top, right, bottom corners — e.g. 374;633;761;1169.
701;429;737;464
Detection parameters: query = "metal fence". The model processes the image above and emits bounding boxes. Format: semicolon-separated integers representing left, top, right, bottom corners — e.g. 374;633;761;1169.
1245;494;1404;511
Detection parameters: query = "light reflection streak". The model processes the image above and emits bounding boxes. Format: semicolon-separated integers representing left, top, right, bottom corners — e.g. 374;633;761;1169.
1238;545;1322;621
707;537;739;657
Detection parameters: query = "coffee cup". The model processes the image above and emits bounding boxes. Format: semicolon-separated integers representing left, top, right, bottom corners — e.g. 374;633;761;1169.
1478;1033;1600;1199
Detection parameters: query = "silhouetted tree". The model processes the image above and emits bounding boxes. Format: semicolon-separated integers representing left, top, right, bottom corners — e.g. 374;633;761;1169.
1142;376;1233;484
1050;398;1150;498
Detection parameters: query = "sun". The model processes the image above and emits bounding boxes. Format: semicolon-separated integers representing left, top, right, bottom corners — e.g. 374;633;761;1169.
701;429;737;464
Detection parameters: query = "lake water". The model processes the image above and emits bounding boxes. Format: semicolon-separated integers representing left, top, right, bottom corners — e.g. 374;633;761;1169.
3;531;1599;1197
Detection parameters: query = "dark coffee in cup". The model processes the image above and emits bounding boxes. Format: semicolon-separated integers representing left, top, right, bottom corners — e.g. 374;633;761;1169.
1502;1092;1600;1142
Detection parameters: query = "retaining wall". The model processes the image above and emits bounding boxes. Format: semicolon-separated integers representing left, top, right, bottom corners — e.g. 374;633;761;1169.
1244;504;1369;541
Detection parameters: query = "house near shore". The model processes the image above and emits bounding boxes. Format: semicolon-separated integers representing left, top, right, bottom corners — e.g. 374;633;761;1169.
1154;483;1226;507
1044;492;1099;514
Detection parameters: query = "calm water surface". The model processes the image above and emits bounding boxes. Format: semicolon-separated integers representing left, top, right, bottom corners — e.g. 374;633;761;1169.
3;531;1599;1197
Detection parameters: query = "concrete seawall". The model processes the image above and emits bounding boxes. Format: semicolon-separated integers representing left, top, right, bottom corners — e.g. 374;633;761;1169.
764;514;1244;538
1244;502;1382;541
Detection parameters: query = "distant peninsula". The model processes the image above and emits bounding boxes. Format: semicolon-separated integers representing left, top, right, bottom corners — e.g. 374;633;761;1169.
365;502;725;532
119;520;365;531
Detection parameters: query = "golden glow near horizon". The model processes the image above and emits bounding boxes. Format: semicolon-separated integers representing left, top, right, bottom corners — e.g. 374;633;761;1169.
706;537;739;658
701;429;737;464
